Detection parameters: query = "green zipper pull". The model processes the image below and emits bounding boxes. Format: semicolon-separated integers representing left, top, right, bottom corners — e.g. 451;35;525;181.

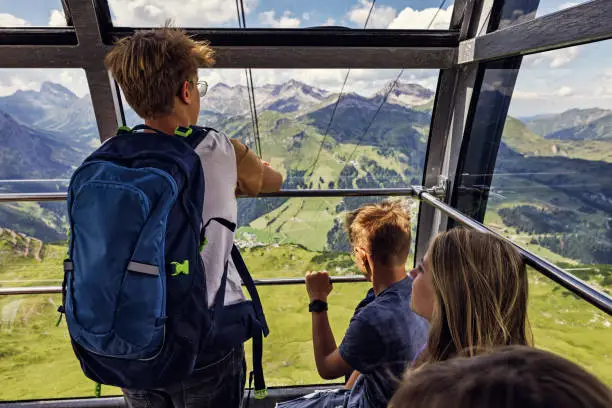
55;305;65;327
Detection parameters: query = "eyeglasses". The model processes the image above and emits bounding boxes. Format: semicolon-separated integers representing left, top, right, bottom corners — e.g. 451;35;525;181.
180;80;208;97
195;80;208;96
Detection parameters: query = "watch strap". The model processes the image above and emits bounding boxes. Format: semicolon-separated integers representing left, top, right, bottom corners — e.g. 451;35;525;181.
309;299;328;312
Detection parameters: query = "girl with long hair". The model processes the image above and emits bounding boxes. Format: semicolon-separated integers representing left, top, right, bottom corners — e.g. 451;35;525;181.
409;228;532;367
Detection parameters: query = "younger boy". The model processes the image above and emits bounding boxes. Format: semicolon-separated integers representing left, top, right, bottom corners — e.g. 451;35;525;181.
279;200;429;408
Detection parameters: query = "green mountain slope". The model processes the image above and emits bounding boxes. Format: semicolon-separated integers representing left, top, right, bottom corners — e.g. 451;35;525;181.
502;117;558;156
525;108;611;138
548;113;612;141
502;116;612;162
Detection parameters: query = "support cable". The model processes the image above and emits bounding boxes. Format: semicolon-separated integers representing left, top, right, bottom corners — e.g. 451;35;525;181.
340;0;449;170
307;0;377;175
308;0;449;225
235;0;263;157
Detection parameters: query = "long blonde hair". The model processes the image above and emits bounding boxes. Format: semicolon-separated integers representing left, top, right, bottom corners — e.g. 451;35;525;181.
414;228;532;367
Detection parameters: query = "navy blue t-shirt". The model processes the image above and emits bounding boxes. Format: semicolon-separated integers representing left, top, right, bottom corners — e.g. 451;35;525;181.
339;277;428;408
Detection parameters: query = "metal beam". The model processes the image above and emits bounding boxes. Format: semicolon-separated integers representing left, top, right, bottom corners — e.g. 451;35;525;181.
66;0;122;141
0;276;367;296
415;68;459;261
419;192;612;316
85;68;123;141
447;0;537;227
0;188;425;203
458;0;612;64
201;46;456;69
0;43;457;70
0;385;342;408
106;28;459;47
0;47;85;68
0;28;77;46
0;193;67;203
414;0;488;263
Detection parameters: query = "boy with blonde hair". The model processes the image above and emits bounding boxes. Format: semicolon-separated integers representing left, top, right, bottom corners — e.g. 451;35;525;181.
62;25;282;408
278;200;428;408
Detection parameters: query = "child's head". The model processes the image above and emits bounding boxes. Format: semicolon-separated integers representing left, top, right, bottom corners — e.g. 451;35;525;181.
346;200;412;279
410;228;530;366
389;346;612;408
104;23;215;123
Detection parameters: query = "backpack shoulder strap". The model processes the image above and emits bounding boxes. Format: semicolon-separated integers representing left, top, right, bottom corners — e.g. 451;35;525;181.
231;244;269;400
183;126;215;150
231;245;268;335
120;124;214;150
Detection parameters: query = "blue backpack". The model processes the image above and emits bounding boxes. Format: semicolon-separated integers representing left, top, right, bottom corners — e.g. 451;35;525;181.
59;124;269;395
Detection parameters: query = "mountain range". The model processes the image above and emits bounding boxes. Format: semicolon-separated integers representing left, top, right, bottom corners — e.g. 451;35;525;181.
0;79;611;264
525;108;612;141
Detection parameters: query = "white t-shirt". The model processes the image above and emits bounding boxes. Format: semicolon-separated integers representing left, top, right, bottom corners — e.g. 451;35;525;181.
194;130;246;308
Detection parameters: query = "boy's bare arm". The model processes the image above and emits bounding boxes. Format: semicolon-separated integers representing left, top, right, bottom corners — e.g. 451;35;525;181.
260;160;283;193
307;271;353;380
345;370;361;389
230;139;283;196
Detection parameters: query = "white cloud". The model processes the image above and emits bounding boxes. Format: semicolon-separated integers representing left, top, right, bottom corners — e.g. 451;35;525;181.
302;12;311;21
0;69;89;98
322;18;336;26
594;69;612;98
108;0;257;27
258;10;301;28
559;2;579;10
523;46;580;68
48;10;66;27
556;86;573;97
0;13;30;27
549;47;580;68
512;90;540;100
513;86;574;100
388;5;454;30
348;0;397;29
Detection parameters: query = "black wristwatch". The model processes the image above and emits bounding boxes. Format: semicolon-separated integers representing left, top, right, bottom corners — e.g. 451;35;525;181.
309;299;328;313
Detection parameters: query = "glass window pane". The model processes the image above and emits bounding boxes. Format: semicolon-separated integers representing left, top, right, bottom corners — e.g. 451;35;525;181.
0;69;98;184
535;0;589;19
528;267;612;385
123;68;438;191
0;69;96;250
480;40;612;385
238;196;419;277
0;287;373;400
495;0;591;29
0;294;122;400
108;0;455;29
0;1;67;27
247;282;371;387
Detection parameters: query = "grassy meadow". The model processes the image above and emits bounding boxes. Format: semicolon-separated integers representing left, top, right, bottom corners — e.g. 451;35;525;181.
0;238;611;401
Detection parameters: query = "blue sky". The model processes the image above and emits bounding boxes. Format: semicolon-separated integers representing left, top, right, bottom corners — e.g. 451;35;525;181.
0;0;611;116
0;0;456;28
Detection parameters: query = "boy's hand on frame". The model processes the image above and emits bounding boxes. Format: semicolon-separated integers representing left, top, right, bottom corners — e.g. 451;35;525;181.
305;271;333;302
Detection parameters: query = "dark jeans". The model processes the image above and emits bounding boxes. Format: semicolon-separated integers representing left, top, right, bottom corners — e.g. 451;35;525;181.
275;389;350;408
123;346;246;408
